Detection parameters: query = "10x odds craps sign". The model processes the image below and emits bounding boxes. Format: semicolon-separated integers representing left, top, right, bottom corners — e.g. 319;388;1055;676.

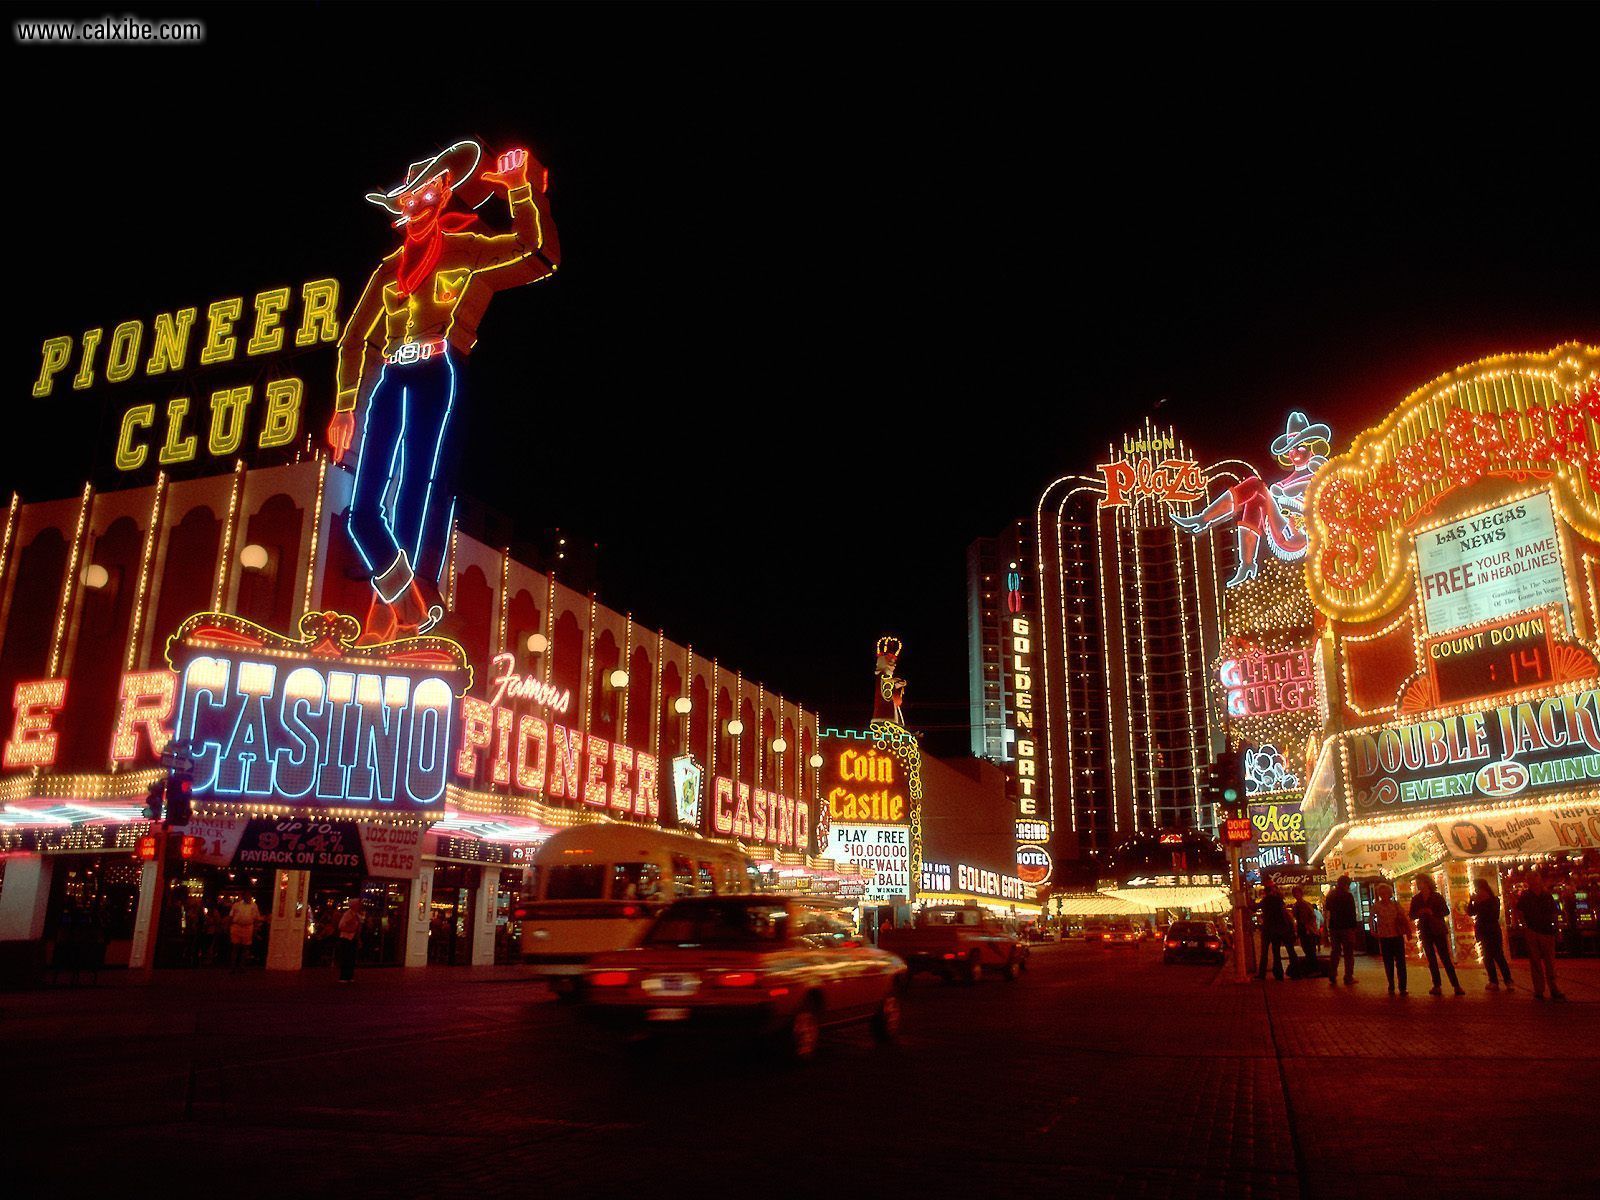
167;611;470;811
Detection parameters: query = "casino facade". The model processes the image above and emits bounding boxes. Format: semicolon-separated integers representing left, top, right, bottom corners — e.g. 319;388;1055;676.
1301;344;1600;958
0;454;835;971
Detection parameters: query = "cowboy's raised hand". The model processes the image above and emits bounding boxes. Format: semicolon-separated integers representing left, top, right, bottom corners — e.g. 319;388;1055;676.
481;148;534;192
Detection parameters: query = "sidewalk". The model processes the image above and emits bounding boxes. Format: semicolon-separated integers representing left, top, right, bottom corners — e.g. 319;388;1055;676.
1222;949;1600;999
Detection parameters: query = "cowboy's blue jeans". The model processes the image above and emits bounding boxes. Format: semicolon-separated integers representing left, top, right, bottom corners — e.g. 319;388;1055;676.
346;353;459;592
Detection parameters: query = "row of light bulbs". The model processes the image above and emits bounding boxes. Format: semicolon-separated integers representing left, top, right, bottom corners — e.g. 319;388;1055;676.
517;633;814;758
82;542;274;590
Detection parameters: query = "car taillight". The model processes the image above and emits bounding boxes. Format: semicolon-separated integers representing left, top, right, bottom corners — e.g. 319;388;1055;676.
589;971;632;988
1165;939;1179;948
620;905;639;918
1205;940;1221;949
512;908;527;920
942;952;958;960
715;971;759;988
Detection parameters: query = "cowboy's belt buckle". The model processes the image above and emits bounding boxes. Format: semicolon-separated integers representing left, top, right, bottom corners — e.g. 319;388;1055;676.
394;341;421;364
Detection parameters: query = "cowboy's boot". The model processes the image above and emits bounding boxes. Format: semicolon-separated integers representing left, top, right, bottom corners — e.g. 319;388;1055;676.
1172;491;1237;533
355;592;399;647
1227;528;1262;586
392;577;431;638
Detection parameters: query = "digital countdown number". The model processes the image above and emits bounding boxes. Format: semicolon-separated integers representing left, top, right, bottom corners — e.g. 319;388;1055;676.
1425;611;1556;708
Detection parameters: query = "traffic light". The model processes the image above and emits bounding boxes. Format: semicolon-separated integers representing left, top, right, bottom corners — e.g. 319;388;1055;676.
142;779;164;822
1215;750;1246;814
165;774;193;827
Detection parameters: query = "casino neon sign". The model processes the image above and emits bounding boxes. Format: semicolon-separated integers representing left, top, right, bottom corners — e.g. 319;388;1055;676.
168;611;469;811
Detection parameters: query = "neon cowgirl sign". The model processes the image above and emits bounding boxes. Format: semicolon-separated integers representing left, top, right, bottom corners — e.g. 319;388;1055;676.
168;612;469;810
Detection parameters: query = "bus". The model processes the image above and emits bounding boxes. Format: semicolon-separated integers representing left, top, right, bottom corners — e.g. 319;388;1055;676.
516;823;764;988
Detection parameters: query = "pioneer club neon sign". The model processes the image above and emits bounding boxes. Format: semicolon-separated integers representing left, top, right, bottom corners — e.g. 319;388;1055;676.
29;279;341;474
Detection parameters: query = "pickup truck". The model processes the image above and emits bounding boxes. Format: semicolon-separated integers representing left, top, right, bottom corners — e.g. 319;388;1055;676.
878;905;1028;983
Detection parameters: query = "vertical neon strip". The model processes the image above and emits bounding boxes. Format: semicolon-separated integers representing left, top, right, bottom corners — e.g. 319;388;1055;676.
124;472;166;673
756;682;764;789
734;672;742;786
497;548;510;655
301;461;326;618
583;594;596;735
1099;493;1126;835
49;482;94;679
213;460;245;612
620;614;633;746
685;645;694;766
0;493;20;615
1126;489;1158;830
709;658;718;780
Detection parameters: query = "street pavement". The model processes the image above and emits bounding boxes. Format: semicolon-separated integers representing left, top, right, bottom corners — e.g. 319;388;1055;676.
2;942;1595;1198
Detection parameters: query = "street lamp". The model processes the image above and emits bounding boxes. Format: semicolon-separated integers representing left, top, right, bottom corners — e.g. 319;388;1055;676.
239;544;269;571
609;669;629;689
808;753;823;768
673;696;692;715
526;633;548;654
771;737;787;754
82;563;109;589
727;719;744;737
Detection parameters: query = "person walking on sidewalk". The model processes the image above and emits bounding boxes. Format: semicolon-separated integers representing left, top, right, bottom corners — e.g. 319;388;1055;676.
1371;881;1414;994
228;893;262;972
1291;886;1320;965
1466;878;1515;991
1410;875;1464;996
1254;881;1298;980
1323;874;1360;986
1515;872;1565;1001
335;896;365;984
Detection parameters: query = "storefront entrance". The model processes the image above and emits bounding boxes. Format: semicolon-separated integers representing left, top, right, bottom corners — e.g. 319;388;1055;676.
428;865;477;965
303;877;410;968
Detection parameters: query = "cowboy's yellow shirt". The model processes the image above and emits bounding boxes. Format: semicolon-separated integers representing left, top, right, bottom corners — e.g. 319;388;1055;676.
334;183;556;411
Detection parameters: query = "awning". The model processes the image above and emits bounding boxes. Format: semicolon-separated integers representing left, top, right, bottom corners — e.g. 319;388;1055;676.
1104;886;1231;913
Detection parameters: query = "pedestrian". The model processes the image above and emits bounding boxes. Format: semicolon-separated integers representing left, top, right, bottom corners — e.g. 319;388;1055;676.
1323;874;1360;986
207;903;230;966
1515;872;1565;1001
228;893;262;972
1465;878;1514;991
1370;881;1414;995
1254;881;1298;980
335;896;364;984
1291;886;1320;964
1409;875;1464;996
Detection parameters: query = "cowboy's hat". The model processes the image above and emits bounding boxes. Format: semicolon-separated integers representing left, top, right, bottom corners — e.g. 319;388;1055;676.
365;139;491;215
1271;411;1331;456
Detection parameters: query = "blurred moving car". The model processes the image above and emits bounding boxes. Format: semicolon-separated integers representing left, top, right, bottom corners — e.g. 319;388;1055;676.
1082;922;1107;943
1162;920;1226;965
878;905;1028;983
1102;920;1141;946
583;896;906;1060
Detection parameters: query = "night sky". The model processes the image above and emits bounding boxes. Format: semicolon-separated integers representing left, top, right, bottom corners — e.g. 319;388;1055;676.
5;5;1595;751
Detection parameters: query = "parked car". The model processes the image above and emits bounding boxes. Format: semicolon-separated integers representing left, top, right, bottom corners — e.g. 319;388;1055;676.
582;896;905;1060
1162;920;1226;965
878;905;1027;983
1081;922;1107;943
